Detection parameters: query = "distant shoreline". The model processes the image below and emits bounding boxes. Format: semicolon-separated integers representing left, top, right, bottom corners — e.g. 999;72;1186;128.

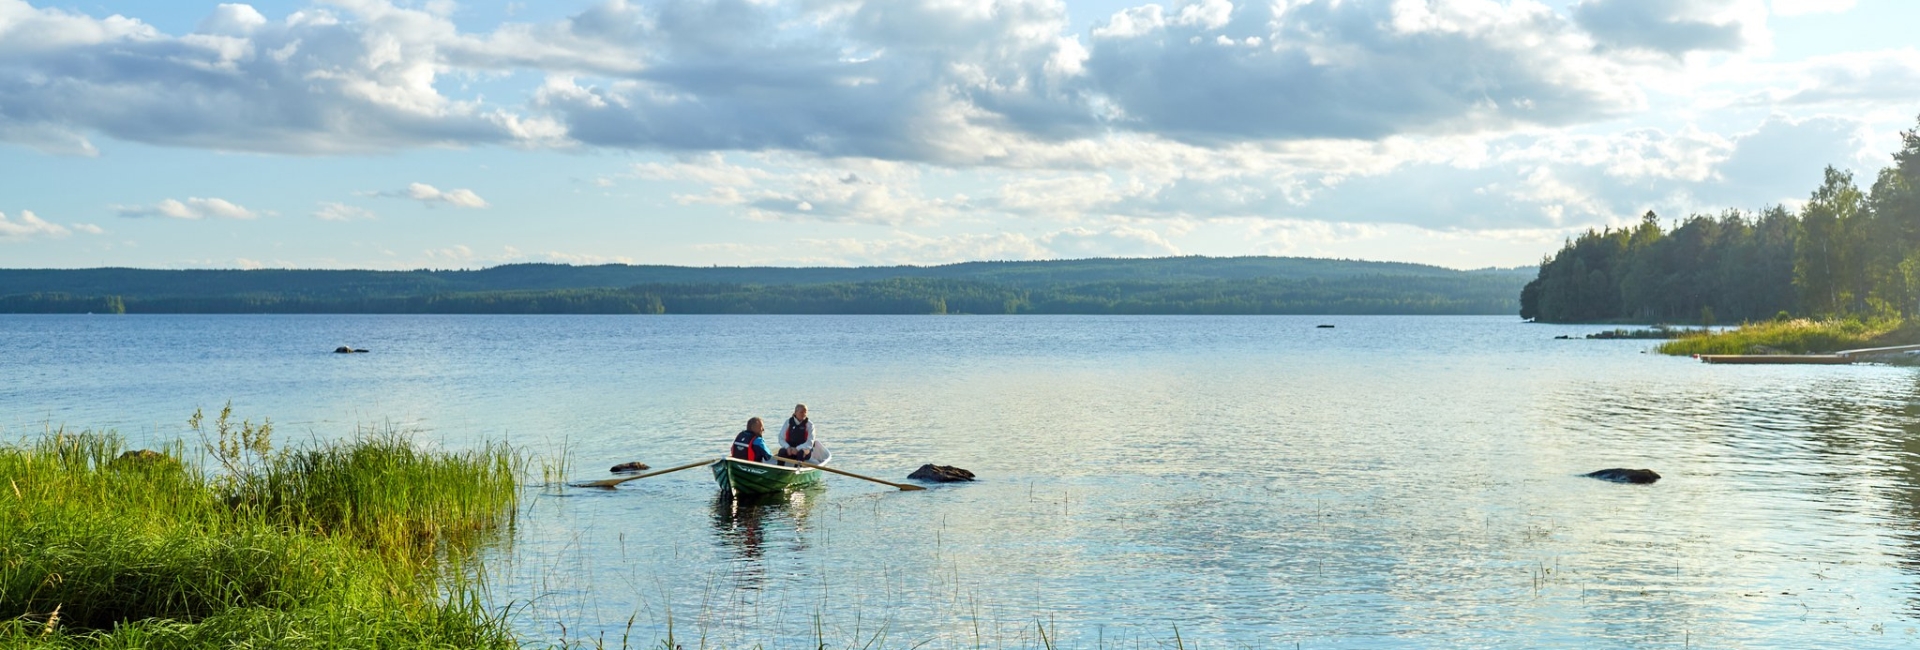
0;257;1531;316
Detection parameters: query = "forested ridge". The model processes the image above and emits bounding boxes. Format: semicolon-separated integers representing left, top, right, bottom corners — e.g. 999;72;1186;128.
1522;116;1920;324
0;257;1532;315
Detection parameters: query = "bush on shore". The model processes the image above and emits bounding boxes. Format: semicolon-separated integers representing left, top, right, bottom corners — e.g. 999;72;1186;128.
0;418;521;649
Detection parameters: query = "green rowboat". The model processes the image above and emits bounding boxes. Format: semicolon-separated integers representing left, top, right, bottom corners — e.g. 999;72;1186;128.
711;448;830;495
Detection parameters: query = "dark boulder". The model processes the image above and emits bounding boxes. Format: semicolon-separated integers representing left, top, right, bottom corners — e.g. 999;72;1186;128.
333;346;370;354
1316;324;1335;329
908;464;976;482
1584;468;1660;484
610;461;651;473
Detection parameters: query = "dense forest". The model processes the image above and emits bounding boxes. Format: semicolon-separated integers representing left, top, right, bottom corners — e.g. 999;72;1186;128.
1522;116;1920;324
0;257;1533;315
0;256;1514;298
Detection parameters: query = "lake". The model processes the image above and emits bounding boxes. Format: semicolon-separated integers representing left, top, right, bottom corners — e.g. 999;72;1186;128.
5;314;1918;648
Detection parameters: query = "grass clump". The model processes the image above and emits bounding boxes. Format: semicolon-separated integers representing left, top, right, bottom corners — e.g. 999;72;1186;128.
1656;317;1915;356
0;412;521;649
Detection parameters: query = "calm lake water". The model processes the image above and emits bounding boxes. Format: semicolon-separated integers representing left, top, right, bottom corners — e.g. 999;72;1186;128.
6;314;1920;648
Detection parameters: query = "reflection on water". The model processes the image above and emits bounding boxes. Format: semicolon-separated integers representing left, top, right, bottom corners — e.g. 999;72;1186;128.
711;487;822;585
10;315;1920;647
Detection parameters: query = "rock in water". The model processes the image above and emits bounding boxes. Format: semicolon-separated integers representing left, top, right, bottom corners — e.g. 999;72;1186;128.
333;346;369;353
908;464;976;482
610;461;651;473
1584;468;1660;484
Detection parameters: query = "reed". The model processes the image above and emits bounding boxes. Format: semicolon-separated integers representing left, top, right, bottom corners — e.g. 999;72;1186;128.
0;421;521;649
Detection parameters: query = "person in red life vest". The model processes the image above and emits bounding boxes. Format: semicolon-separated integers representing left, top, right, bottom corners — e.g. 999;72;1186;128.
730;417;772;463
775;403;816;464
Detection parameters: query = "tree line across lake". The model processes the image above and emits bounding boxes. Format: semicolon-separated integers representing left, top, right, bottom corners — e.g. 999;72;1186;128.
1522;116;1920;324
0;257;1532;315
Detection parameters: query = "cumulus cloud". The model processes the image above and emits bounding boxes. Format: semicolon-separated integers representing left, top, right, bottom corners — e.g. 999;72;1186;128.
1745;49;1920;107
0;209;71;240
376;183;489;208
113;197;258;219
634;154;964;225
0;0;558;155
1081;0;1645;143
1571;0;1766;56
313;202;377;221
0;0;1713;161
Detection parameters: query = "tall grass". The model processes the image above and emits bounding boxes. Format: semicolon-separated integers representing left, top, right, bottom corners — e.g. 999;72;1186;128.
0;419;521;649
1655;317;1910;356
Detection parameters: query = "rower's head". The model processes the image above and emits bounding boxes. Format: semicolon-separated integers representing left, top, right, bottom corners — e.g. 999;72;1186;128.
793;404;808;420
747;417;764;434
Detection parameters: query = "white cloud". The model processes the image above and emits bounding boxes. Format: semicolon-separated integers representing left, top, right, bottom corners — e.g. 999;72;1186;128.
1772;0;1855;16
377;183;489;208
196;3;266;35
313;202;377;221
113;197;258;220
0;210;71;240
1571;0;1768;57
0;0;1705;160
1742;49;1920;108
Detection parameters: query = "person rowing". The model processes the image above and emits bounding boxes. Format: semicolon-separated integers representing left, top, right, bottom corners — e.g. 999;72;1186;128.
775;403;816;465
730;417;772;463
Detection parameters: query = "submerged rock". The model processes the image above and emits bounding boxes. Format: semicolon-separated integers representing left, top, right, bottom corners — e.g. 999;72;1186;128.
610;461;651;473
908;464;976;482
333;346;370;354
1316;324;1336;329
1584;468;1661;484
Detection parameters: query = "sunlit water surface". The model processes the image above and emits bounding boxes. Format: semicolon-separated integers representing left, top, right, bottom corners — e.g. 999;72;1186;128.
6;315;1920;648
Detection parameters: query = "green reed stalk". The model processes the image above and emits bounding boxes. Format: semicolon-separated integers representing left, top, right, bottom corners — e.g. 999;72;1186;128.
0;423;521;649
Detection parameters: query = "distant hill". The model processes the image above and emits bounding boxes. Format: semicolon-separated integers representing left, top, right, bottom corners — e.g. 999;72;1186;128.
0;257;1535;315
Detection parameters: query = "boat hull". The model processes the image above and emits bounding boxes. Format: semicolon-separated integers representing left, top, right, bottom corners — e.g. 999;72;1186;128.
711;457;826;495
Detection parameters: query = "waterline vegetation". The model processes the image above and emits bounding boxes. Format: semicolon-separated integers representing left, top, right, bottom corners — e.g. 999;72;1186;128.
1656;317;1916;356
0;407;522;648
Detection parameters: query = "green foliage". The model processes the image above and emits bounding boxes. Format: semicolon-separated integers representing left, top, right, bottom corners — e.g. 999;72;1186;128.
0;422;520;649
1524;114;1920;324
1655;318;1902;356
0;269;1531;315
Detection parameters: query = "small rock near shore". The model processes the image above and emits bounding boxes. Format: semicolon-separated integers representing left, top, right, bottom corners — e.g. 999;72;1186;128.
333;346;370;354
610;461;651;473
908;464;976;482
1584;468;1661;484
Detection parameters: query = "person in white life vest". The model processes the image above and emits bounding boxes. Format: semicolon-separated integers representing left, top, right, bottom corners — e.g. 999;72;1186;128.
775;404;816;464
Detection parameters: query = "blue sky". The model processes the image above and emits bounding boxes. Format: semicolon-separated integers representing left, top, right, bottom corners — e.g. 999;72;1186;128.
1;0;1916;270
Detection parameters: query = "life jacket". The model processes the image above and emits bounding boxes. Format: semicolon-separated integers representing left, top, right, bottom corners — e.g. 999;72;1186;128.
731;429;767;462
783;417;813;450
775;419;814;460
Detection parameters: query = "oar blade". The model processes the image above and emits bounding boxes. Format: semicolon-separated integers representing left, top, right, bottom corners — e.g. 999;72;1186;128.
898;484;927;491
567;457;721;489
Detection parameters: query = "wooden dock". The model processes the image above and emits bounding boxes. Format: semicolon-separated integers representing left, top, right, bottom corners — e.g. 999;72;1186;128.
1695;343;1920;365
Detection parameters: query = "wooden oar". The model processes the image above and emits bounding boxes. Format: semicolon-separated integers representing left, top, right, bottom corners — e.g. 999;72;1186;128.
572;457;721;489
780;457;925;491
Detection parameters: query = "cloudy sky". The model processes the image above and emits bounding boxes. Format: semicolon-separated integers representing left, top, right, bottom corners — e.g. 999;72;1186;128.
1;0;1915;269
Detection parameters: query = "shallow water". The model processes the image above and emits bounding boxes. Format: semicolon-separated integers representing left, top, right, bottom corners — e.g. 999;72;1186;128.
6;314;1920;647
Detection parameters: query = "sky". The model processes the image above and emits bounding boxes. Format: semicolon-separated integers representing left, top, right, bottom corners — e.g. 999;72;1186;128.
0;0;1917;270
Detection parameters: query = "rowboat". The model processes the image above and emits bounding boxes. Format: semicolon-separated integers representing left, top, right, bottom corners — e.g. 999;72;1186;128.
710;446;831;495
